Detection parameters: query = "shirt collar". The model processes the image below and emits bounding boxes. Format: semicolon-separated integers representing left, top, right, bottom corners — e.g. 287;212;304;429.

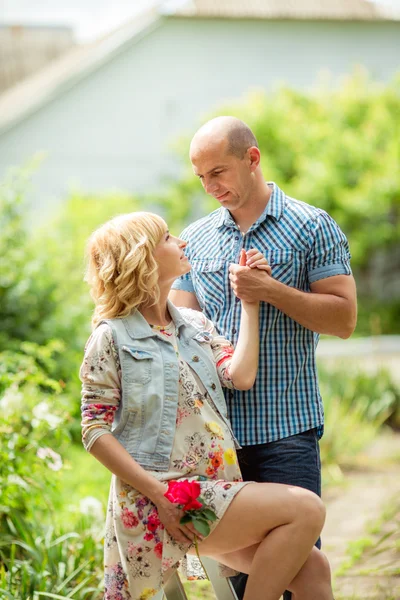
215;182;285;230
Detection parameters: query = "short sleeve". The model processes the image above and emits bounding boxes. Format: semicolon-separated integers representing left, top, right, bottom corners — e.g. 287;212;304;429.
171;270;195;293
79;323;121;451
307;211;352;284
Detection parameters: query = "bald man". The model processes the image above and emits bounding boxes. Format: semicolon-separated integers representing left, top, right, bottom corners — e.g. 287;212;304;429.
170;117;356;599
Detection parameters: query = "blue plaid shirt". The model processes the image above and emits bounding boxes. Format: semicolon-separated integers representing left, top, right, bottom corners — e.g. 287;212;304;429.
172;183;352;446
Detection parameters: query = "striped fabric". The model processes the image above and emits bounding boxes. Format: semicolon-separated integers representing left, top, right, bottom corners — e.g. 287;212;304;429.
172;182;352;446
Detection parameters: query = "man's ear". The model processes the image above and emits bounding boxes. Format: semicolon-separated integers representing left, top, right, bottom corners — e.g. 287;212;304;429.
248;146;261;171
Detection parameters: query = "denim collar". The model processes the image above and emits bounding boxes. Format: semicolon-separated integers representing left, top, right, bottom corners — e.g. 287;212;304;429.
122;299;197;341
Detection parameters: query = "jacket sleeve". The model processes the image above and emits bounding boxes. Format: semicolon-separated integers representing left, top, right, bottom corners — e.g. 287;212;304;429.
79;323;121;451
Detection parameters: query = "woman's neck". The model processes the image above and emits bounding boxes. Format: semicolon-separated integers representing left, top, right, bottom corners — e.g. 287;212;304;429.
139;287;171;326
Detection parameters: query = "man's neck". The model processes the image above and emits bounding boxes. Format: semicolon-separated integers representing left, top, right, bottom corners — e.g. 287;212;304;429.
231;183;272;234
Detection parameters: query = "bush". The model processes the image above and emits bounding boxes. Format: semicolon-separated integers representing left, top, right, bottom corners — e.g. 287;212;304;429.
319;367;400;483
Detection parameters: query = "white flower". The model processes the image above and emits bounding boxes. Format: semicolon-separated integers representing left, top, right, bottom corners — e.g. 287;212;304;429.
0;385;24;417
32;401;62;428
7;474;29;490
79;496;104;520
37;447;63;471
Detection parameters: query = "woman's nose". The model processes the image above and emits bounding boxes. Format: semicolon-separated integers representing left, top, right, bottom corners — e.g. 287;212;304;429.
178;238;187;248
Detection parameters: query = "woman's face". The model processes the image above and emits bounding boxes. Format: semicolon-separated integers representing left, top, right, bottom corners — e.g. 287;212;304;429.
153;229;190;285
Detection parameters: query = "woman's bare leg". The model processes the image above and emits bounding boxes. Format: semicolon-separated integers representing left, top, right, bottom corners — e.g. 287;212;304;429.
188;482;325;600
211;545;333;600
289;547;333;600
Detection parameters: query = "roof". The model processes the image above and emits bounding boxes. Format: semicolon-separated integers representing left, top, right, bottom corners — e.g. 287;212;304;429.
0;0;399;135
161;0;400;21
0;7;161;135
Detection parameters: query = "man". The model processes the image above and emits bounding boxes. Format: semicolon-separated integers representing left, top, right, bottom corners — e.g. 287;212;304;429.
170;116;357;598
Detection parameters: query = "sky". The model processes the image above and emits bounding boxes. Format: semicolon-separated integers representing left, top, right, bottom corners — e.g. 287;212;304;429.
0;0;160;41
0;0;399;42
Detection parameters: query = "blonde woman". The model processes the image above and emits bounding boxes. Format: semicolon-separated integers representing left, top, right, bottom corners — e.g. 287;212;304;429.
80;212;332;600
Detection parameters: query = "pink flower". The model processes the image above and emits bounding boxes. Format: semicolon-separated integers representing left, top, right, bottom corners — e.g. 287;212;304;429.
147;512;161;532
154;541;163;559
121;508;139;529
164;480;203;511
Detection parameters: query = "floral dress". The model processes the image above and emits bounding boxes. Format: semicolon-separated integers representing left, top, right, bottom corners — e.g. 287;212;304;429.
80;309;249;600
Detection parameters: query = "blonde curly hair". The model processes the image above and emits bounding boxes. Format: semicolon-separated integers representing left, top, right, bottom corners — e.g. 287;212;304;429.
85;212;167;327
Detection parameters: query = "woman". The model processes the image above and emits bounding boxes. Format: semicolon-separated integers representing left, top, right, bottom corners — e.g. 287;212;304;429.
80;211;332;600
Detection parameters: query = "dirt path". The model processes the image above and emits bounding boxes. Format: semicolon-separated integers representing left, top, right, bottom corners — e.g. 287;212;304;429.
323;430;400;599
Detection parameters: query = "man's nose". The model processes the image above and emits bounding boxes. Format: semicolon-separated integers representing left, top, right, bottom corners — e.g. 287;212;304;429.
204;178;217;195
178;238;187;248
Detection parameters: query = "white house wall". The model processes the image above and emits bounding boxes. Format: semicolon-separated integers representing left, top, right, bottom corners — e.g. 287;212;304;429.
0;17;399;215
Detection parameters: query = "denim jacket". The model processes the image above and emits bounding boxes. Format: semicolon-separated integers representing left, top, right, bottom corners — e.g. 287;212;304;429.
100;301;238;471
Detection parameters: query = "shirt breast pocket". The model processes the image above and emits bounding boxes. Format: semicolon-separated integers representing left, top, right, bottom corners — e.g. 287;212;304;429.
121;346;153;384
268;250;294;286
191;259;227;310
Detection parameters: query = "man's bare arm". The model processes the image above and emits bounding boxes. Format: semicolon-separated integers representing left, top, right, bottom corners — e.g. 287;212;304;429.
229;267;357;339
169;289;202;311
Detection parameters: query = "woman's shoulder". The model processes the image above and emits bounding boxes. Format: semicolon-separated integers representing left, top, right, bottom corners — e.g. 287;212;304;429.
84;322;114;353
176;307;213;333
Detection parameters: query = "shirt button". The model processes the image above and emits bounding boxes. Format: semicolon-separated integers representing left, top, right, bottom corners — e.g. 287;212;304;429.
192;355;199;362
210;383;216;390
234;235;239;240
232;328;237;334
235;297;240;303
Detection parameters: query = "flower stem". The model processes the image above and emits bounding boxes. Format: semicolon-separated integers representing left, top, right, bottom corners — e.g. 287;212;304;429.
194;535;210;581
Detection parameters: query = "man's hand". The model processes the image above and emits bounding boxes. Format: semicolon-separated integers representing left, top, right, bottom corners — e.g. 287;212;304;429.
230;249;272;302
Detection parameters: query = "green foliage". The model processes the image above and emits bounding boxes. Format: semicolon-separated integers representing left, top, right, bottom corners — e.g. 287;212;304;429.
335;496;400;582
0;350;104;597
319;367;400;483
0;168;58;346
0;513;103;599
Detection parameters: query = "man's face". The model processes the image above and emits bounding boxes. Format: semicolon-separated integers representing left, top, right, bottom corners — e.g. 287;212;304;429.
190;138;254;213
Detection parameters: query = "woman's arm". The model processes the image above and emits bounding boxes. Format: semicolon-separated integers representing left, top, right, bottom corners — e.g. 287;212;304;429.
228;299;260;390
80;325;200;544
229;249;269;389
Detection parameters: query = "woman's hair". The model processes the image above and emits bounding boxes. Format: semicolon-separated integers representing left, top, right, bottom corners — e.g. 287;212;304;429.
85;211;167;327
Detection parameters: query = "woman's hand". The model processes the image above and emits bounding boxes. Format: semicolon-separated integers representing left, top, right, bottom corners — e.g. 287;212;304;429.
245;248;272;274
155;495;204;545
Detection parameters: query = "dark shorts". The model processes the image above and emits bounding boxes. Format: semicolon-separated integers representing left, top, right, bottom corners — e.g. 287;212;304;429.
230;428;322;600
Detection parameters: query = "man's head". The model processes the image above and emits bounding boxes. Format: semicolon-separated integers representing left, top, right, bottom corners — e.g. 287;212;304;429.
189;116;262;212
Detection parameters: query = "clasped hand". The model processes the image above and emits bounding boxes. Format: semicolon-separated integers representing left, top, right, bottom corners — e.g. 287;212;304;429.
229;249;271;302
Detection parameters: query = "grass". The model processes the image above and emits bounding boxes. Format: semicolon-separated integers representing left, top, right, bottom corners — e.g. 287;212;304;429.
52;443;110;529
333;495;400;600
183;580;215;599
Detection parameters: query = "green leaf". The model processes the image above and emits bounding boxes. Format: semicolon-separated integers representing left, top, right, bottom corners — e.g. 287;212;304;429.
201;508;217;522
180;514;192;525
193;519;210;537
